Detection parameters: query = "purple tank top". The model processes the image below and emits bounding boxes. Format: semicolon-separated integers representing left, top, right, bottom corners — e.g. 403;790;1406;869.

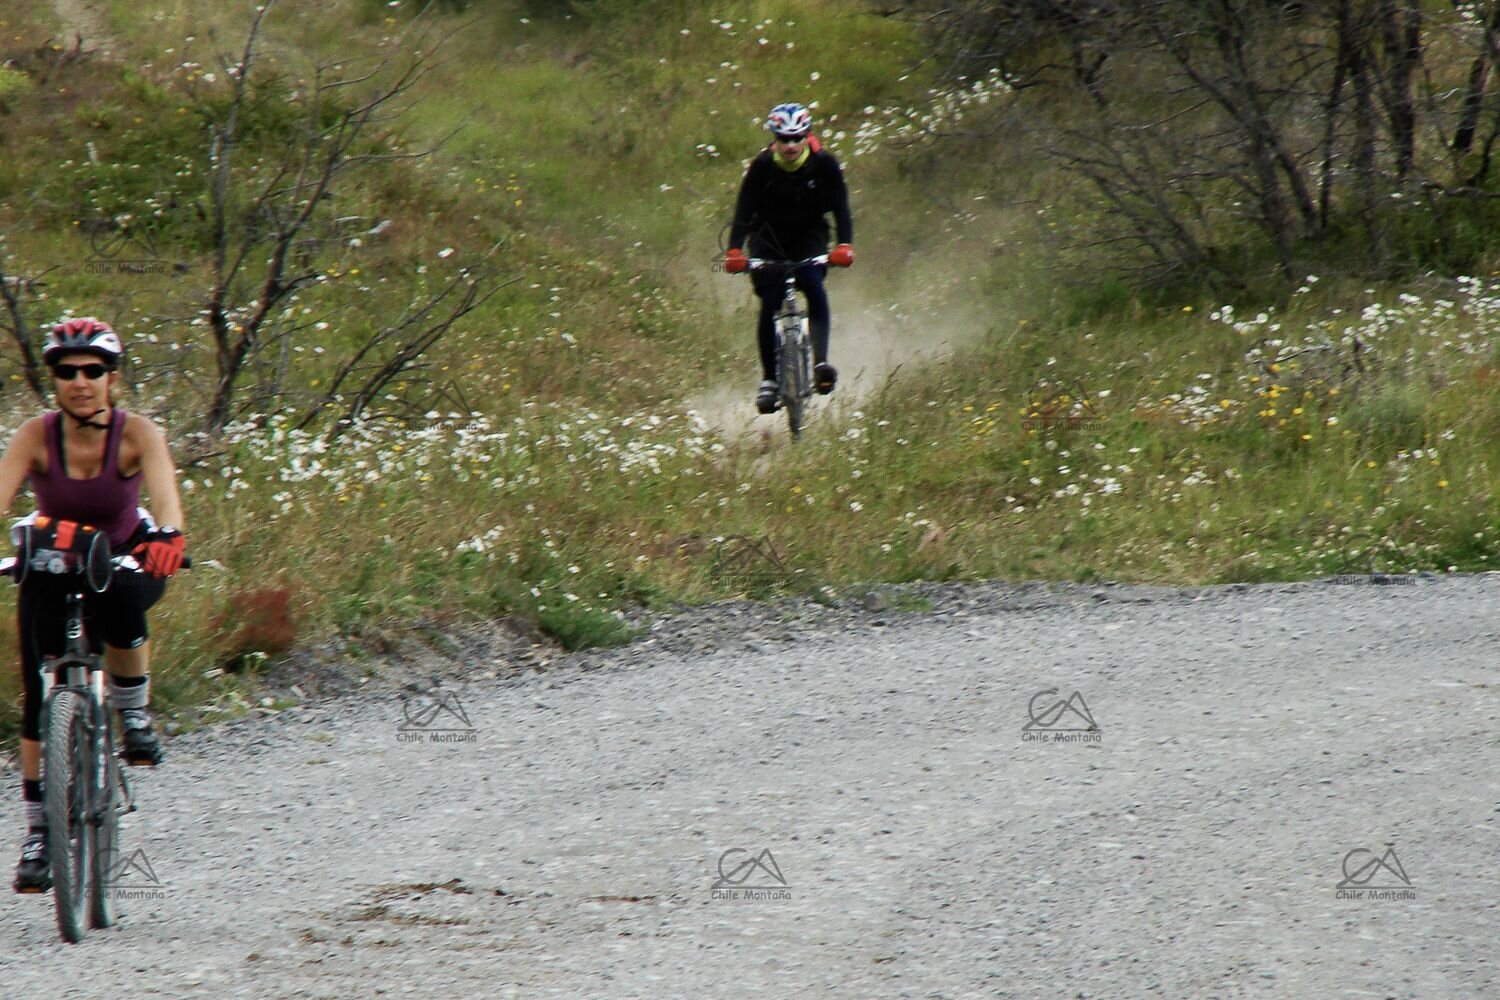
29;409;144;548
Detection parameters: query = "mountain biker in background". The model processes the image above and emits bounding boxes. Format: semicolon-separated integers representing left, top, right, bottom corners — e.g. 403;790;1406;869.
724;102;854;414
0;318;187;893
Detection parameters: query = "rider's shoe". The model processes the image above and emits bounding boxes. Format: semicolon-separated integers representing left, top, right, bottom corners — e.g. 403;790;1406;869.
121;709;164;767
814;363;838;395
13;831;50;894
756;380;778;414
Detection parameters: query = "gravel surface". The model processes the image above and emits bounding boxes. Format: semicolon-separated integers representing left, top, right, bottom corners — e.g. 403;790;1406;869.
1;573;1497;998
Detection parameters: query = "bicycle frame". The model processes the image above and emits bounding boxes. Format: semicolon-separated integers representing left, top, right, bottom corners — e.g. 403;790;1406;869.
5;545;136;941
41;588;134;819
25;546;186;824
24;576;128;942
746;255;828;439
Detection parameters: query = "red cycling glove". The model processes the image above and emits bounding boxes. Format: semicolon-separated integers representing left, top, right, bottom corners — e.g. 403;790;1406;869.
829;244;854;268
135;527;185;578
724;248;748;274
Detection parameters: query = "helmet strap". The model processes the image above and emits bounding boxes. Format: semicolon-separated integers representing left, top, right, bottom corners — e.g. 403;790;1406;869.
65;406;111;430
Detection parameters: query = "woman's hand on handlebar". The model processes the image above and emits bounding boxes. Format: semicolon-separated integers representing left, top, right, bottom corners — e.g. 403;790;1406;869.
133;527;186;579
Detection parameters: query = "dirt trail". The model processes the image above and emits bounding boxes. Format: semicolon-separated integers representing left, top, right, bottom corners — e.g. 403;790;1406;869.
49;0;116;55
2;574;1495;997
689;274;994;442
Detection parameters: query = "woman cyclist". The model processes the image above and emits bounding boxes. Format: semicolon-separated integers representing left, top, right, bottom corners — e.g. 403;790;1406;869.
0;318;186;893
724;102;854;414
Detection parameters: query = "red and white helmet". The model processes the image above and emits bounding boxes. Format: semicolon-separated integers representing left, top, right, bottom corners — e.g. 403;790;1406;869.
44;318;124;367
766;103;812;137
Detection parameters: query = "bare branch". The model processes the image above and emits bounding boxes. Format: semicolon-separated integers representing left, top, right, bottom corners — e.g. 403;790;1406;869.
292;253;518;436
195;2;482;434
0;252;53;402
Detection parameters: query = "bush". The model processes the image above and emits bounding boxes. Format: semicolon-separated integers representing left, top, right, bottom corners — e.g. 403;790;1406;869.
211;586;299;671
0;65;32;112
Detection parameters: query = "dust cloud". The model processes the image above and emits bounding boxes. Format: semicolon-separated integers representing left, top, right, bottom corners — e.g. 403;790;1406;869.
685;267;1001;441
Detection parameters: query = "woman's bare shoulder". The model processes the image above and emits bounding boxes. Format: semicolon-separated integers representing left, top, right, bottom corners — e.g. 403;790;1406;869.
10;414;48;442
121;410;167;438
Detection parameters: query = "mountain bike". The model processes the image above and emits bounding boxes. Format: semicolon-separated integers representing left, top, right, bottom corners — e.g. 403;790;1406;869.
4;520;185;943
747;254;828;440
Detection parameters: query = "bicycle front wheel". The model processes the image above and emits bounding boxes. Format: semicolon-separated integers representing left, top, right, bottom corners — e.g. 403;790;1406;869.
45;689;91;943
88;703;120;929
779;321;810;439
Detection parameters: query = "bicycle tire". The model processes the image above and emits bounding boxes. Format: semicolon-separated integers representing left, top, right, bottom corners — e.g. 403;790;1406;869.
45;689;91;943
779;319;808;439
88;703;119;929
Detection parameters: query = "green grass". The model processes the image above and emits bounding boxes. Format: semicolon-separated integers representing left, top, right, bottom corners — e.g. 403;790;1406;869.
1;2;1500;748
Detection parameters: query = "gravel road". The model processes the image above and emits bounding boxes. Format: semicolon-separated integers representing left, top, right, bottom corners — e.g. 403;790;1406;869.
1;573;1497;998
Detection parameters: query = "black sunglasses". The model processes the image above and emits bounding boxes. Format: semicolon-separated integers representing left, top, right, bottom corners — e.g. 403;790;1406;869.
51;363;112;381
774;133;807;143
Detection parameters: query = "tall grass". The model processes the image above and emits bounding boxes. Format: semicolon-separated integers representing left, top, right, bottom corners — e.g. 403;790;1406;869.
1;3;1499;747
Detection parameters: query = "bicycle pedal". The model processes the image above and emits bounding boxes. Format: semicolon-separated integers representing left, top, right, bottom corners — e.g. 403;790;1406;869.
122;743;164;766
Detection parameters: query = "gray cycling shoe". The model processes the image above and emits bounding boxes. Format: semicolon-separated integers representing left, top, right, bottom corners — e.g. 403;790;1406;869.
13;831;50;894
756;380;778;414
121;709;164;766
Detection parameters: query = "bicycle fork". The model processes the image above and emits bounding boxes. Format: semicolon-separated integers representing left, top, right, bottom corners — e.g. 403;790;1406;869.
42;657;136;822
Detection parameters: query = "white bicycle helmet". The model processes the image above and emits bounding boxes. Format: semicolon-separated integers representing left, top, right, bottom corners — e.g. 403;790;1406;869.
44;317;124;368
765;103;812;137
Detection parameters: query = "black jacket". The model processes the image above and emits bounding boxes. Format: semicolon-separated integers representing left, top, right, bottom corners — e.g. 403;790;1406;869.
729;146;852;260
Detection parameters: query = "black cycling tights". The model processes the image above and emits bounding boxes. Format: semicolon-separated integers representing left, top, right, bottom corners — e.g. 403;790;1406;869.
752;264;830;382
17;572;164;741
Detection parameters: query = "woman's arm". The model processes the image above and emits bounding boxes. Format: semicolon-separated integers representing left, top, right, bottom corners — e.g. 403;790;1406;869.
0;418;45;520
129;416;185;530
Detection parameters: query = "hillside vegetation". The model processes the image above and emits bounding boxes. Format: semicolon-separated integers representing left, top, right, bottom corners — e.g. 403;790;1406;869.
0;0;1498;738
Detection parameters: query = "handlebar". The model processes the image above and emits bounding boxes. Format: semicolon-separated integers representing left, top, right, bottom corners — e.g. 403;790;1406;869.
0;553;193;579
746;255;829;270
1;519;192;590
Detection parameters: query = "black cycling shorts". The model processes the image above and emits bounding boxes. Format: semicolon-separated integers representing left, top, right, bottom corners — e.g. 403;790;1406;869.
17;571;166;741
